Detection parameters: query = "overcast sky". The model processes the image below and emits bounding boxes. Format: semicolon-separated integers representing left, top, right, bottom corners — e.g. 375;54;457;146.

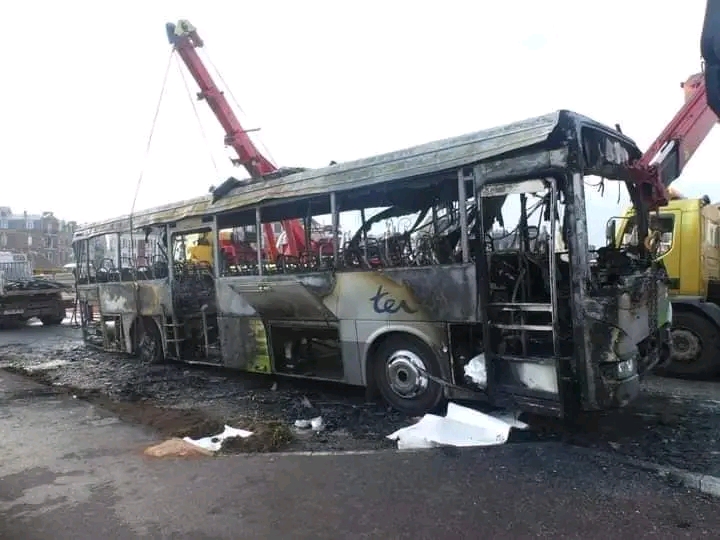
2;1;717;245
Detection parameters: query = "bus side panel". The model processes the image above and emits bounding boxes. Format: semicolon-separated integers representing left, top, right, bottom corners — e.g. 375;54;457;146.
339;319;362;386
215;278;271;373
215;274;338;375
333;264;477;323
217;314;272;373
333;268;473;385
77;285;103;347
96;280;171;316
215;267;475;385
97;280;172;353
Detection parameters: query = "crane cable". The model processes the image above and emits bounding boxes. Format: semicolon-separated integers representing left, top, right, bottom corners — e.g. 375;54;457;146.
201;46;279;167
120;49;173;345
130;49;174;218
175;53;220;176
128;49;173;274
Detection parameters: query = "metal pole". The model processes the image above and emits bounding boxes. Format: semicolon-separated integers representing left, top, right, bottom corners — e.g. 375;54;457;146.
360;209;368;262
255;207;263;276
85;239;91;284
166;225;175;283
330;192;339;266
211;216;220;278
116;233;122;281
457;169;470;263
548;177;558;330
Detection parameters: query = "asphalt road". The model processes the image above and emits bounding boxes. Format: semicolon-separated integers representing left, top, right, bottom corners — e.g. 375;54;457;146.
1;369;719;539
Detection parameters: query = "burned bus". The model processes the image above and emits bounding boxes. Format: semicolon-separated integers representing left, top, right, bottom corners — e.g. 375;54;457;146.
72;110;671;418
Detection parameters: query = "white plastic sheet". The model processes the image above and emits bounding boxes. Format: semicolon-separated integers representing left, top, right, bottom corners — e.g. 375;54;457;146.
294;416;325;431
183;425;253;452
387;403;527;450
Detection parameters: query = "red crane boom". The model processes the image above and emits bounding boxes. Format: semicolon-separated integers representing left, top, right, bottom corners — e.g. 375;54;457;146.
630;0;720;209
166;20;306;261
629;73;717;209
165;16;720;223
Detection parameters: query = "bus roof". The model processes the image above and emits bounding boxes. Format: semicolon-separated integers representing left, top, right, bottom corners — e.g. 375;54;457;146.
74;109;641;241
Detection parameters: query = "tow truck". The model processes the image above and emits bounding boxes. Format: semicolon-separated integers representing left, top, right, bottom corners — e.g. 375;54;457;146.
608;1;720;377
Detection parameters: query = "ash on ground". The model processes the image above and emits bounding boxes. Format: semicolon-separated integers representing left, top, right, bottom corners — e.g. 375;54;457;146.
1;324;720;474
0;332;405;453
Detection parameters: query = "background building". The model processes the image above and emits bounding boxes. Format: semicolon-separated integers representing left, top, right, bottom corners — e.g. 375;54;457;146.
0;207;77;269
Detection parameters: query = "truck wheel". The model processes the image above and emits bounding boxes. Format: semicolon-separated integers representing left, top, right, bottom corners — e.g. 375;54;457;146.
664;311;720;378
372;335;445;416
134;318;164;365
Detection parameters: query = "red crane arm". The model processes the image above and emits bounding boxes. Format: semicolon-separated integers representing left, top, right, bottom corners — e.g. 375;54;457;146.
166;20;307;259
629;73;717;209
166;20;275;178
629;0;720;209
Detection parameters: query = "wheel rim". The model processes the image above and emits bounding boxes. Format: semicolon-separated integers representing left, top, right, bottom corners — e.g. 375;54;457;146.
671;327;702;364
385;349;429;399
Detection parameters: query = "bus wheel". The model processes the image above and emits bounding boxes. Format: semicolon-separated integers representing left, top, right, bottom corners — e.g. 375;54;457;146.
134;318;164;365
372;335;445;416
664;312;720;378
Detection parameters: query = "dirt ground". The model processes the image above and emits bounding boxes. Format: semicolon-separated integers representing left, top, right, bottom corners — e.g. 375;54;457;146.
0;324;407;453
2;322;720;472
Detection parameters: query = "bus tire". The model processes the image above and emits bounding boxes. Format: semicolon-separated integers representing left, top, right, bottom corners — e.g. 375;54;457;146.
663;311;720;378
372;334;445;416
134;318;164;365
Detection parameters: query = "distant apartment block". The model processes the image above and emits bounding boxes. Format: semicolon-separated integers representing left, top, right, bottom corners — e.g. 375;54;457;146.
0;207;77;268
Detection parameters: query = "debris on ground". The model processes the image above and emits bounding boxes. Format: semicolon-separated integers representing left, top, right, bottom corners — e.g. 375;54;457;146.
294;416;324;432
220;421;295;453
0;343;409;453
24;359;69;372
184;425;253;452
387;403;527;450
4;326;720;471
144;438;214;458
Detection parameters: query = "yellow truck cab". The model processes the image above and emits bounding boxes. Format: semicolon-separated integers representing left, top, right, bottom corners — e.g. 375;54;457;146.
613;196;720;377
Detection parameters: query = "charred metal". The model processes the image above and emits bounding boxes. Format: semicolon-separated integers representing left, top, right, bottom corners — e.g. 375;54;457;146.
71;110;672;419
